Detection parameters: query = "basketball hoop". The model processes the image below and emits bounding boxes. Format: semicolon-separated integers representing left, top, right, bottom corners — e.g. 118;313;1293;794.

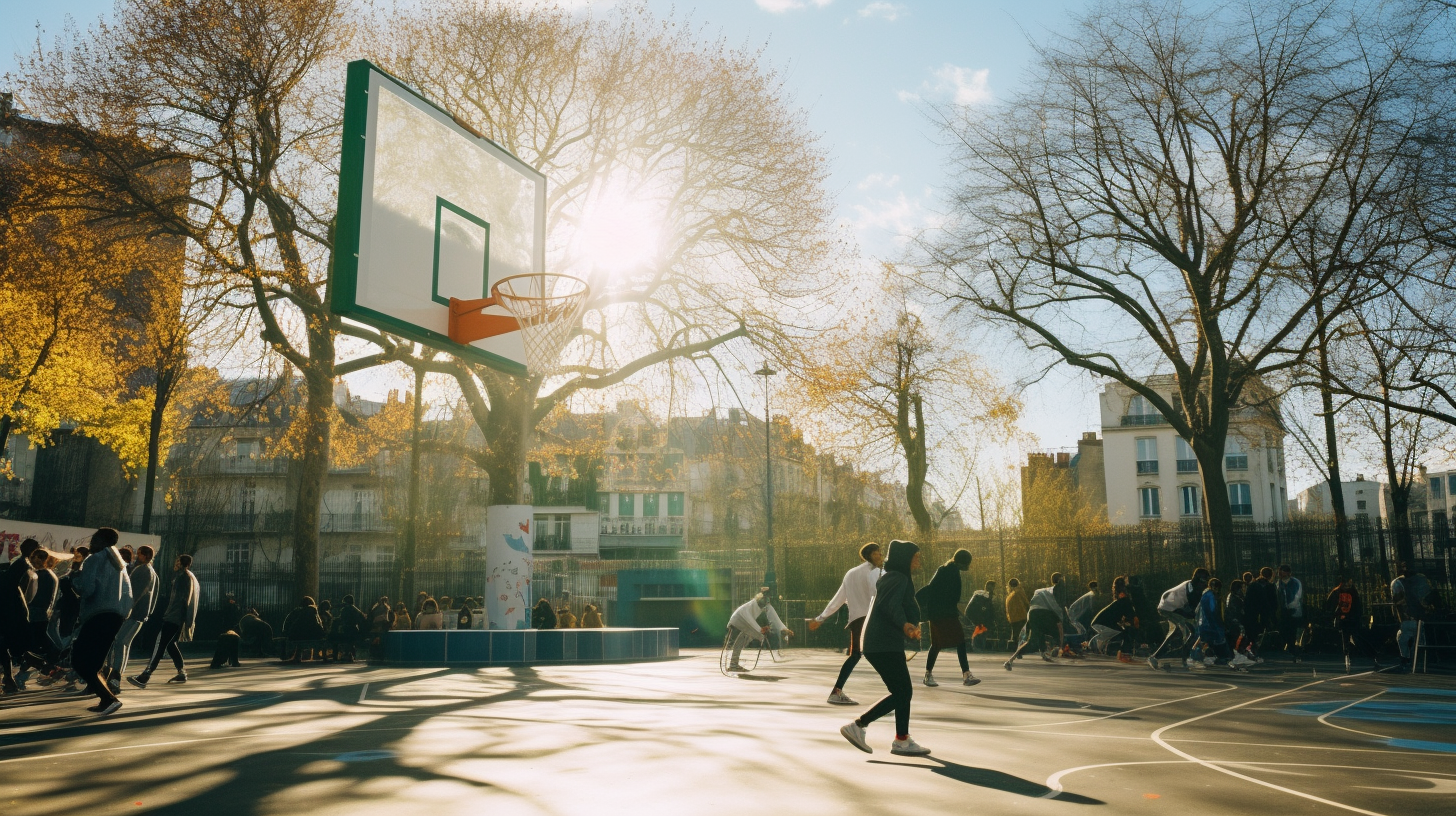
448;273;589;377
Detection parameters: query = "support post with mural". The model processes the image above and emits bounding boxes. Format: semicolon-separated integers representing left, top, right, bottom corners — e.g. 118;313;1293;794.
484;505;533;629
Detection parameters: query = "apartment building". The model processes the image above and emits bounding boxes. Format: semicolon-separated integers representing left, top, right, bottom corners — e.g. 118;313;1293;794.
1100;377;1288;525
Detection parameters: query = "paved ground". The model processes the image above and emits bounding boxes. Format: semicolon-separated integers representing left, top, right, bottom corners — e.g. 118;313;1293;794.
2;649;1454;816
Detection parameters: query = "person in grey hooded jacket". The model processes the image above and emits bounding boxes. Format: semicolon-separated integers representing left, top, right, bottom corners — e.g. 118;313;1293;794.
71;528;132;714
107;545;158;692
129;553;199;689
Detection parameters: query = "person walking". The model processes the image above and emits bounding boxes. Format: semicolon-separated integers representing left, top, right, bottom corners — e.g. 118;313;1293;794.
963;580;996;652
1003;576;1069;671
1148;568;1209;670
128;553;199;688
918;549;979;687
1197;578;1253;669
2;540;46;692
1326;576;1379;673
808;542;884;705
72;528;132;715
1274;564;1306;663
1089;578;1138;661
1245;567;1278;658
107;545;158;693
839;539;931;757
1005;578;1030;651
1391;562;1432;672
1224;579;1259;663
725;589;794;672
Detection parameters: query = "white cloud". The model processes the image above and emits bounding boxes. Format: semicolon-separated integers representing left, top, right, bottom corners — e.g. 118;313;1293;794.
897;63;992;106
856;172;901;191
757;0;834;13
932;64;991;105
858;2;906;21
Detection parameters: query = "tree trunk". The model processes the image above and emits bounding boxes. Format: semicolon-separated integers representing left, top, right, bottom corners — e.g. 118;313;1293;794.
482;376;532;506
0;415;11;471
398;367;425;603
1376;397;1417;566
904;394;932;535
1314;305;1349;571
1193;433;1235;575
293;371;332;601
140;369;176;534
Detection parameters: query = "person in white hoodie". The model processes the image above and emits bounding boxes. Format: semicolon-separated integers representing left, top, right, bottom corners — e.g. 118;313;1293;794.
129;553;199;689
808;542;884;705
726;589;794;672
71;528;133;715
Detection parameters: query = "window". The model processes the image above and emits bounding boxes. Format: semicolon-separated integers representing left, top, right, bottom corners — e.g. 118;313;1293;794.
1432;477;1446;500
239;485;257;519
1356;500;1368;512
1225;438;1248;471
226;541;251;564
618;493;636;517
1123;395;1165;426
643;493;661;517
1180;485;1201;517
1136;437;1159;474
535;514;572;551
667;492;685;516
1448;474;1456;497
1139;487;1161;518
1129;395;1151;416
1175;438;1198;473
1228;483;1252;516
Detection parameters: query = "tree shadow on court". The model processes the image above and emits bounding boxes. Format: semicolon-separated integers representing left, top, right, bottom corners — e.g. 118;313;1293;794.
969;692;1123;713
868;758;1104;804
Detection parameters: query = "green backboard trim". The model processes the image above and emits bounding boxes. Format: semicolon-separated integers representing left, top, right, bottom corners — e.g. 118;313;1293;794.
329;58;539;378
431;196;491;306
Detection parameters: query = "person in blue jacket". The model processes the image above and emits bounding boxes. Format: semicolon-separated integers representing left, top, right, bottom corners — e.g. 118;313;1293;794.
838;539;932;757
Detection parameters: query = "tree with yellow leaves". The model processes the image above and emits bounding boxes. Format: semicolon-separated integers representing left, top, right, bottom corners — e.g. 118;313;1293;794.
797;275;1020;535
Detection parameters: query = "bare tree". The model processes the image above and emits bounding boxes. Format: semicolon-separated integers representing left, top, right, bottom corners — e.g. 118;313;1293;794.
921;0;1447;570
362;2;836;504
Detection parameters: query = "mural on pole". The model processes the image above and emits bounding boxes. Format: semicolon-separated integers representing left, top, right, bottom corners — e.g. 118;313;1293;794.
485;505;534;629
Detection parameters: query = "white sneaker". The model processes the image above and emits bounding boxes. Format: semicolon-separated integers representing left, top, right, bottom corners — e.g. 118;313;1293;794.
726;664;747;673
890;736;931;756
1230;654;1253;668
963;672;981;686
840;721;872;753
1003;658;1014;671
827;691;858;705
1203;657;1217;667
1184;658;1198;670
922;672;939;687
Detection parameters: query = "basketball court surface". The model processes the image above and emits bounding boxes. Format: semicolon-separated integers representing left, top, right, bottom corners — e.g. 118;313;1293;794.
2;650;1452;815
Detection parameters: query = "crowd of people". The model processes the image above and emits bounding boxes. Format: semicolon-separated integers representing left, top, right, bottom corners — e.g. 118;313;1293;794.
712;539;1445;758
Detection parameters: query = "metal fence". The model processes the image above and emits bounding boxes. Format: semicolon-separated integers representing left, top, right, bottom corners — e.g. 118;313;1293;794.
173;518;1451;660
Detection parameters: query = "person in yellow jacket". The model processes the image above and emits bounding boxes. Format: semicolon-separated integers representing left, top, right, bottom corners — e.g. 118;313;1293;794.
1005;578;1030;649
580;604;605;628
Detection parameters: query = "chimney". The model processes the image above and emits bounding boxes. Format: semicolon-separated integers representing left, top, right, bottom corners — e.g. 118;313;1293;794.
1082;431;1098;441
1056;452;1071;465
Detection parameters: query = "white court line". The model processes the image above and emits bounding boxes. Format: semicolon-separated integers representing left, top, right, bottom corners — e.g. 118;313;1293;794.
1148;671;1391;816
1044;759;1456;798
358;683;370;704
1316;689;1392;741
955;682;1238;731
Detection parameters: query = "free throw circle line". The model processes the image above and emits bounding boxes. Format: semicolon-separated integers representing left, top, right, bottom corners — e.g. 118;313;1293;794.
1316;689;1393;741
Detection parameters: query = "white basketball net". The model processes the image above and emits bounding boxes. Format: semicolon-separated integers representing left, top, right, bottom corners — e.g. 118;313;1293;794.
492;273;589;377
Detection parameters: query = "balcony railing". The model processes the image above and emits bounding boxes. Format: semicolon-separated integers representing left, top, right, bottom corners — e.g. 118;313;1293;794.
599;516;686;536
1176;459;1199;473
1121;413;1168;427
191;457;291;475
319;512;390;533
1230;504;1253;516
1136;460;1159;475
535;534;574;552
1225;455;1249;471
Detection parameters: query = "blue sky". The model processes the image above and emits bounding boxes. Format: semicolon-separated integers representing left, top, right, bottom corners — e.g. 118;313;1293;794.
0;0;1104;457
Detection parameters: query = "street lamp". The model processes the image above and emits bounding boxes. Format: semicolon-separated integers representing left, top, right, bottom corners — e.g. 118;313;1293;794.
754;363;778;600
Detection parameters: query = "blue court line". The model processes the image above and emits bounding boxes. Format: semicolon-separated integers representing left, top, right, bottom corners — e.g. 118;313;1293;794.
1386;738;1456;754
1385;687;1456;697
1280;700;1456;725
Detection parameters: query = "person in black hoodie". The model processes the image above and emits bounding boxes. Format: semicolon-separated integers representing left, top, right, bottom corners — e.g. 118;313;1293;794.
1244;567;1279;657
839;540;932;757
917;549;979;687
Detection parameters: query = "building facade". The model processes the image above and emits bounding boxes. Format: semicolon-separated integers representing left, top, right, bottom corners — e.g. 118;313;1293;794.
1099;377;1288;525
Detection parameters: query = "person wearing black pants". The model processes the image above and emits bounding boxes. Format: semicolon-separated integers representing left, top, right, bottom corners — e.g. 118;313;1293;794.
919;549;979;687
808;542;884;705
71;528;133;715
129;554;199;689
839;539;931;757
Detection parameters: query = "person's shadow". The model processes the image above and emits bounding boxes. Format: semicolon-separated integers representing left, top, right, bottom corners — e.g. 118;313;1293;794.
868;757;1103;804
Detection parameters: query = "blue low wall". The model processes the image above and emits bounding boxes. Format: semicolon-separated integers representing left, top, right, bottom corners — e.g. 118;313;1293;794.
384;627;679;666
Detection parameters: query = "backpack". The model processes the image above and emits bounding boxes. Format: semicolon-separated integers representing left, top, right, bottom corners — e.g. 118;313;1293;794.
966;593;992;626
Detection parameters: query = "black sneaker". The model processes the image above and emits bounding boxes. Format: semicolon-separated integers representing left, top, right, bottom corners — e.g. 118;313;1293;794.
166;673;187;684
126;675;149;689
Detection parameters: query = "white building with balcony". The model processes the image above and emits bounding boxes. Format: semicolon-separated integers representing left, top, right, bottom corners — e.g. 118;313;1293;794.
1100;377;1288;525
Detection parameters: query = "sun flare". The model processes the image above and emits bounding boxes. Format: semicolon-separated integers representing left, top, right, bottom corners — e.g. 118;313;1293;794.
572;184;666;276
